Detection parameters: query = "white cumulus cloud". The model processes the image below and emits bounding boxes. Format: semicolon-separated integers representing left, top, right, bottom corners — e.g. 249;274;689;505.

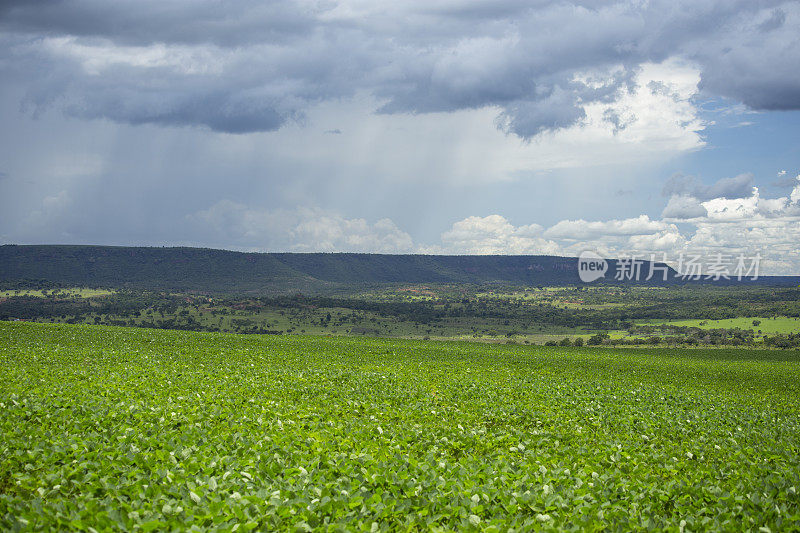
436;175;800;273
437;215;560;255
188;201;414;253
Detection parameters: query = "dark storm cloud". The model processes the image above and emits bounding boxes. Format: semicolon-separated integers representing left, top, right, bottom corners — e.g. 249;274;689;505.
1;0;798;135
495;89;587;137
772;174;799;189
0;0;317;47
759;7;787;32
662;173;755;201
661;195;708;219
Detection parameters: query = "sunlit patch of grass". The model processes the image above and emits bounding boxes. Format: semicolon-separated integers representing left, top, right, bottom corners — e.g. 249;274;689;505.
641;316;800;335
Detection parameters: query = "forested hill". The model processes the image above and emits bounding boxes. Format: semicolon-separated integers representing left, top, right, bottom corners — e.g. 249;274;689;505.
1;244;796;294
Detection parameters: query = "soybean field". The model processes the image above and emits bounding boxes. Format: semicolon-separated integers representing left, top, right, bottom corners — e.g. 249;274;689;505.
1;322;799;531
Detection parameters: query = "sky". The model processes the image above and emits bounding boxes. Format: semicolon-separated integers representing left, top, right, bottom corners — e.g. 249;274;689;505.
1;0;799;274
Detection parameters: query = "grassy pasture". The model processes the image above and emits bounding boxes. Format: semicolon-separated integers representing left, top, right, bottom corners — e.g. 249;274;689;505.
640;317;800;335
1;322;799;531
0;288;114;299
